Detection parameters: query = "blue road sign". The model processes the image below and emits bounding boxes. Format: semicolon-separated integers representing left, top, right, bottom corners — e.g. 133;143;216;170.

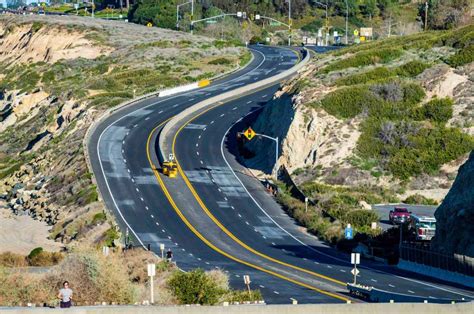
345;227;353;240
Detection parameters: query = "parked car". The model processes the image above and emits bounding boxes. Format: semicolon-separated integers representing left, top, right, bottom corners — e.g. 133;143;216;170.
409;215;436;241
389;207;411;224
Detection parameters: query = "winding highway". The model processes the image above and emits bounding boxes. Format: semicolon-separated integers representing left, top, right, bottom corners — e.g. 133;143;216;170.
88;45;474;304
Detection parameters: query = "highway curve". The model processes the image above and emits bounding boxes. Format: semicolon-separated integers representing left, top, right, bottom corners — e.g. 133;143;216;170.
88;45;474;304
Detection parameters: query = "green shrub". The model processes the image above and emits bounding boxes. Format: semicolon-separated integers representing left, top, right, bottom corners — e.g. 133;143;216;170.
404;194;438;205
335;67;394;86
323;48;403;73
412;97;453;123
345;210;380;228
208;57;232;65
28;247;44;260
395;60;430;77
446;44;474;67
167;269;226;305
318;85;380;118
91;212;107;225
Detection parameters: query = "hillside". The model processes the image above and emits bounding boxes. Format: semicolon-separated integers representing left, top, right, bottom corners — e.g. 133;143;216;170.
0;15;246;253
243;24;473;243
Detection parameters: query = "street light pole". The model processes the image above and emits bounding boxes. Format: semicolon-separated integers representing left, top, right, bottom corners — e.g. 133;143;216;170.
254;132;279;179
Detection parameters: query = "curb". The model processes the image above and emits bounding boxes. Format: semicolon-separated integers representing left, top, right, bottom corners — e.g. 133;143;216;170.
158;48;310;162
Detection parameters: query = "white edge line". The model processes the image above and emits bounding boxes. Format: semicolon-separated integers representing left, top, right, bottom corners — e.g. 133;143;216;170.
219;108;474;299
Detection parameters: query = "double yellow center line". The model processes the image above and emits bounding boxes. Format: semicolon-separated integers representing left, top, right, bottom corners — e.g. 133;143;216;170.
146;109;349;303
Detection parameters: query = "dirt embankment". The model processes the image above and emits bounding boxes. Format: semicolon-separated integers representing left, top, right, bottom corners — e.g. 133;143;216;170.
245;31;474;203
0;15;244;253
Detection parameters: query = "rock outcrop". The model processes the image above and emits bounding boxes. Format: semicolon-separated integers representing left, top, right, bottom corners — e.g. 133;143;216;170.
432;151;474;257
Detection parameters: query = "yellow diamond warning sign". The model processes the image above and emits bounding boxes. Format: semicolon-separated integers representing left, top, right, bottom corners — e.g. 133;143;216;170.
244;127;256;140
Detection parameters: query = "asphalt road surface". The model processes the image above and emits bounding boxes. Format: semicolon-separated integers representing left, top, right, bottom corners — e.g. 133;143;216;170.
88;45;473;304
373;204;438;231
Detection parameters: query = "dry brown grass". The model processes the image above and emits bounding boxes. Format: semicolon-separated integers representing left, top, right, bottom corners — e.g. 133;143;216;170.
0;252;28;267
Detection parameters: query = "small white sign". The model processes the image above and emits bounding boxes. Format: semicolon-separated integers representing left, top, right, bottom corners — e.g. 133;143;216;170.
255;14;261;20
371;222;377;230
102;246;109;256
74;3;79;9
160;243;165;251
237;11;242;18
305;197;309;203
168;153;174;161
351;268;360;276
351;253;360;265
333;31;338;37
147;263;156;277
243;275;251;285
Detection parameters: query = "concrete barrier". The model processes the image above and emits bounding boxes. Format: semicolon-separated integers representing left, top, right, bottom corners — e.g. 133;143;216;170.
158;48;310;162
398;260;474;289
2;303;473;314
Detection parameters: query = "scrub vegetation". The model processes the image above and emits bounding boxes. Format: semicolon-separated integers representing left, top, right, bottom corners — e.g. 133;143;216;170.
0;248;261;306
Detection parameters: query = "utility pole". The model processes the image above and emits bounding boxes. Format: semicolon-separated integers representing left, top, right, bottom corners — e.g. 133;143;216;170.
424;1;428;31
345;0;349;45
287;0;292;46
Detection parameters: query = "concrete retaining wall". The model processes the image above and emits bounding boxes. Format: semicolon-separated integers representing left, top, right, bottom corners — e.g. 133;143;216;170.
3;303;473;314
398;260;474;289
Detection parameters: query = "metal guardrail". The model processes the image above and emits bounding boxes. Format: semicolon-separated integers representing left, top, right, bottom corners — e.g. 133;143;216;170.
400;244;474;277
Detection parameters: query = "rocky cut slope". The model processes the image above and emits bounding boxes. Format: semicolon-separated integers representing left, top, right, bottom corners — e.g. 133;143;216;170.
0;15;245;253
432;151;474;257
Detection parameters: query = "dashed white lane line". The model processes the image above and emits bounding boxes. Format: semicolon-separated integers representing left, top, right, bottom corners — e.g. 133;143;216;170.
145;206;149;210
150;214;154;218
172;104;178;107
303;258;307;261
205;261;210;265
327;265;333;269
122;149;124;154
246;101;252;104
273;291;279;295
200;160;204;165
262;236;267;239
408;290;415;294
259;285;265;288
140;197;144;201
271;242;276;246
135;188;139;192
389;284;396;288
205;93;211;96
245;221;250;225
371;279;378;283
238;214;242;218
131;178;135;183
196;151;199;156
159;110;163;114
261;94;268;98
198;135;201;139
145;117;150;120
123;159;127;163
174;242;178;246
232;107;237;110
161;229;166;233
231;206;235;210
224;197;228;201
314;261;319;265
155;222;159;226
235;274;240;278
167;236;172;240
189;98;195;101
127;169;131;173
196;143;198;147
203;127;206;131
197;258;202;261
122;140;125;144
210;120;214;124
220;114;225;117
340;269;346;273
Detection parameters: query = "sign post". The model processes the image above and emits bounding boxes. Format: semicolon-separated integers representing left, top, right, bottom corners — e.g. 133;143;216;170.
351;253;360;284
305;197;309;213
147;263;156;304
